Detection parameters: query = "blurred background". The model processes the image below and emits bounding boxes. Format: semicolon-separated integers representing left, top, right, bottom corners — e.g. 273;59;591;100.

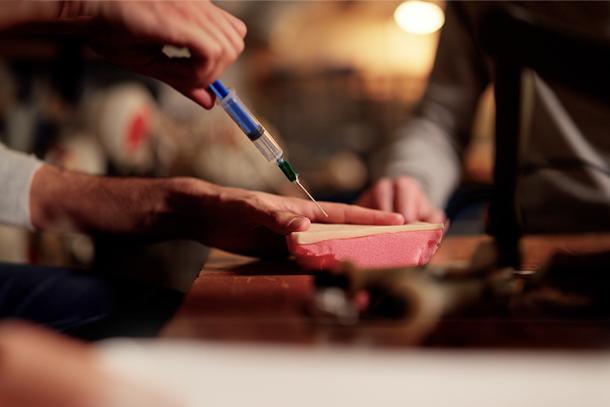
0;1;494;282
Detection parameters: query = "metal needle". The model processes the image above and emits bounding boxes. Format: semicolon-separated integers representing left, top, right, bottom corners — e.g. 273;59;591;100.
295;178;328;217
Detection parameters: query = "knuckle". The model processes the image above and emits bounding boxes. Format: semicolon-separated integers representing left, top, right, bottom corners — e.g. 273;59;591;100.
241;192;261;207
207;43;223;60
395;175;416;188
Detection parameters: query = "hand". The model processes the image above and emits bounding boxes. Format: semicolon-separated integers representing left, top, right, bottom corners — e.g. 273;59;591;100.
0;1;245;108
177;182;405;258
30;165;405;259
356;175;446;225
79;0;247;108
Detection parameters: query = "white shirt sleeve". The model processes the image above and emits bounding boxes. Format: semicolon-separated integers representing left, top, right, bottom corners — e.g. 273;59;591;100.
0;142;43;230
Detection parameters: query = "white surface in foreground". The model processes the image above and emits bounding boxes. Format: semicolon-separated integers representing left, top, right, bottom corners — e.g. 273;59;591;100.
96;339;610;407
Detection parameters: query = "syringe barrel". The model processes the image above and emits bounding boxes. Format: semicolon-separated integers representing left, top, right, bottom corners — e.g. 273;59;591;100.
217;88;283;162
250;126;284;162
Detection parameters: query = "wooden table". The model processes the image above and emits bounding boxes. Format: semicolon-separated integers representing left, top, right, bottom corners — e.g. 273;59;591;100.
161;234;610;349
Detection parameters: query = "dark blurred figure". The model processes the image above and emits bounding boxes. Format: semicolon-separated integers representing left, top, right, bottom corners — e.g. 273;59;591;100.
358;1;610;234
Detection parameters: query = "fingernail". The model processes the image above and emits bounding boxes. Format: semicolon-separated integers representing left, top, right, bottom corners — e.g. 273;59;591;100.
287;216;308;230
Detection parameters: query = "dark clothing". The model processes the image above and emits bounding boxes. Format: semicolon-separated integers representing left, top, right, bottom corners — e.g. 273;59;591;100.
0;261;184;341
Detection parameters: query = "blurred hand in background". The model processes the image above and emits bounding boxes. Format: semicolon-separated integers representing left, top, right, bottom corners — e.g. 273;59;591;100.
356;175;446;225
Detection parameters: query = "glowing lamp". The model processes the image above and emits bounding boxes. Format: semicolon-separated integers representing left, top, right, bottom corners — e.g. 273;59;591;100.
394;1;445;35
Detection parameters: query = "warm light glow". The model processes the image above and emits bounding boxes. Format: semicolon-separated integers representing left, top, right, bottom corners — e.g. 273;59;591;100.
394;1;445;35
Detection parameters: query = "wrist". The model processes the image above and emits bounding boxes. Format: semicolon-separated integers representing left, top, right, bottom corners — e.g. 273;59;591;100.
128;176;222;243
30;165;71;232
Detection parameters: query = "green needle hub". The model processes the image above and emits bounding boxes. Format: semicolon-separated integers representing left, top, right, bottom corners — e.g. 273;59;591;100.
278;159;298;182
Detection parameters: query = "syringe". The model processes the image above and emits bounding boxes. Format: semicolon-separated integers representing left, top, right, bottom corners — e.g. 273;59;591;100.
209;80;328;217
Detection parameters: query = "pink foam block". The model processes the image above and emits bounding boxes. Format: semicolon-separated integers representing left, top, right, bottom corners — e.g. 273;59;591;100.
286;223;444;271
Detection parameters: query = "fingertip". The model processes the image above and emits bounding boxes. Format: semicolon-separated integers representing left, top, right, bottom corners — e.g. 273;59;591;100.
392;212;406;225
442;219;451;236
288;216;310;233
383;212;405;225
435;211;448;225
424;206;447;224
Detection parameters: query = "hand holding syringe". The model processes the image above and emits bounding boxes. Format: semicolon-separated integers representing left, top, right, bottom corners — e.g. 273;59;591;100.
209;80;328;217
161;45;327;217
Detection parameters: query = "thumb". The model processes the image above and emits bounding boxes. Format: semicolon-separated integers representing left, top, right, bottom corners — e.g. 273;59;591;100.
186;87;216;109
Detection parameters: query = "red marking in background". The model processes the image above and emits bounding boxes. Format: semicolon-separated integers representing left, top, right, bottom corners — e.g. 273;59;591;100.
126;108;152;155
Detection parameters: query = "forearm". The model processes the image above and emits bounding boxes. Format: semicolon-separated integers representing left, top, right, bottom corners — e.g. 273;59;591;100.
29;165;208;241
379;117;463;209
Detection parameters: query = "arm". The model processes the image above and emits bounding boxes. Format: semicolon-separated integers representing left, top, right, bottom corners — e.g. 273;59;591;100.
358;2;491;222
30;165;404;258
0;0;246;109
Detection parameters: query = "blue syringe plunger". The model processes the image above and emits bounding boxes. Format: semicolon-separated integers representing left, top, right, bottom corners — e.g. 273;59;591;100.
211;81;283;163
